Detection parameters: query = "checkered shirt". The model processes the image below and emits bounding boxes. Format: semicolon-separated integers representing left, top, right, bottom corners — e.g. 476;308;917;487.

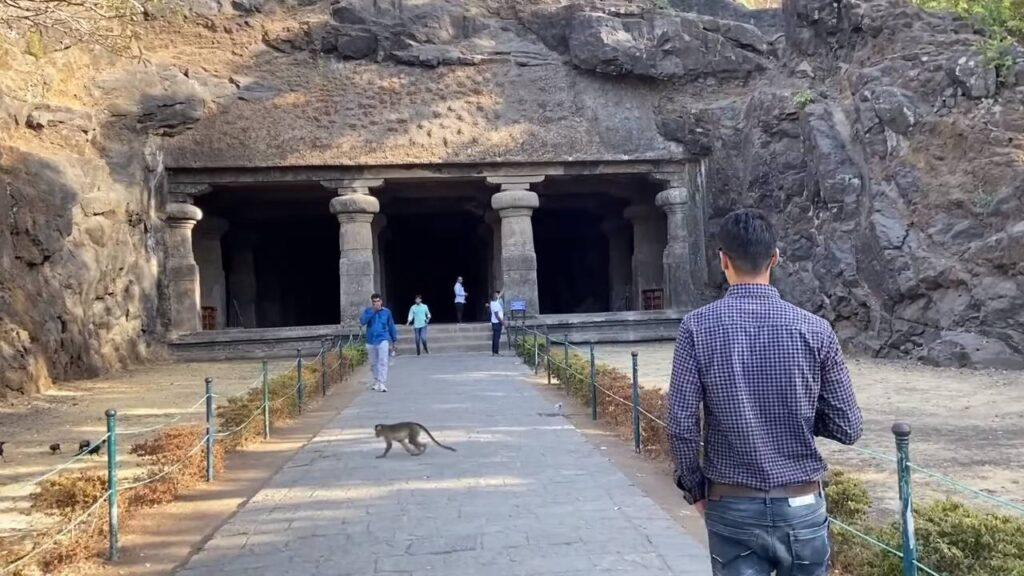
667;284;862;501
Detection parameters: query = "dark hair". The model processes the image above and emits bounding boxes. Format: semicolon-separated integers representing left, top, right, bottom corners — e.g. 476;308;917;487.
371;293;382;300
415;294;422;299
717;209;777;275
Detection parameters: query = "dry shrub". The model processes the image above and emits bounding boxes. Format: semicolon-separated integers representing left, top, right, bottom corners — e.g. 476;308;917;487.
127;424;225;508
30;471;108;518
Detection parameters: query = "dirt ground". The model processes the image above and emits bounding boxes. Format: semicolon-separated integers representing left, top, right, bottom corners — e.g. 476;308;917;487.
0;357;300;540
593;342;1024;514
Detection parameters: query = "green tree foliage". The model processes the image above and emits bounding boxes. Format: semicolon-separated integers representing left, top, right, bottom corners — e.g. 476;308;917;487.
915;0;1024;40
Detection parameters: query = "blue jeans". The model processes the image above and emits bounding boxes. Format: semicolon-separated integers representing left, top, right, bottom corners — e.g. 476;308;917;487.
704;492;830;576
413;326;428;354
366;341;390;387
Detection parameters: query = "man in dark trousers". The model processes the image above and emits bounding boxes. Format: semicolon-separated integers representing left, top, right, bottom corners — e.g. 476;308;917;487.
488;290;505;356
667;209;862;576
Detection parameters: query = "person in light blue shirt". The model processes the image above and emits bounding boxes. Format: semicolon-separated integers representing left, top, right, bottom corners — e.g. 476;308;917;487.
359;293;398;392
407;294;432;356
453;276;467;324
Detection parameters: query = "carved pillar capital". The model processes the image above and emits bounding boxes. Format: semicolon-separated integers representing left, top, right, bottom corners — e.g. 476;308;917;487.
164;202;203;228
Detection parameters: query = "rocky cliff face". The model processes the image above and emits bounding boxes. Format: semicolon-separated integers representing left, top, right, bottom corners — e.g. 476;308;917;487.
655;0;1024;369
1;0;1022;397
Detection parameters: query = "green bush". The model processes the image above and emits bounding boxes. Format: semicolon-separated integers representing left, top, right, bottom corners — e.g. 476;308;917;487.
826;469;872;523
915;0;1024;40
793;89;815;110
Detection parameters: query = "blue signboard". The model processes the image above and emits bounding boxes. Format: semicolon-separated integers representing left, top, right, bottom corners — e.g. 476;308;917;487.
510;299;527;312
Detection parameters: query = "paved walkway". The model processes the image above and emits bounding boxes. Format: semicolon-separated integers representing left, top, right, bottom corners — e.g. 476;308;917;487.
178;354;711;576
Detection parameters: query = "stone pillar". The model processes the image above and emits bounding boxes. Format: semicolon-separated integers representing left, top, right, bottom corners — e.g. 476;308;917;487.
164;201;203;335
194;216;229;329
623;203;666;310
484;210;503;295
488;176;543;316
601;217;632;312
372;214;388;300
226;233;257;328
656;186;698;310
328;179;383;325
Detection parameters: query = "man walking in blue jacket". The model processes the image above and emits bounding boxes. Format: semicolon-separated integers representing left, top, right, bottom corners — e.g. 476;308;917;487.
360;293;398;392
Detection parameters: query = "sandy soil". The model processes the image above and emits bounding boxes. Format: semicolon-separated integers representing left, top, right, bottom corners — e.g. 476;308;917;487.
0;358;299;539
592;342;1024;513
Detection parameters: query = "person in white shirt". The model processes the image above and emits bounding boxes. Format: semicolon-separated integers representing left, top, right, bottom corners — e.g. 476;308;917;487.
489;290;506;356
453;276;467;324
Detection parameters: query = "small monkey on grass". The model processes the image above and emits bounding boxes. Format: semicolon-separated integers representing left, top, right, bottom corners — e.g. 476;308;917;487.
374;422;456;458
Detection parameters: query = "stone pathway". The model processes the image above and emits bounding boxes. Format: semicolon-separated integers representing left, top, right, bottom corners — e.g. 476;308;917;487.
177;353;711;576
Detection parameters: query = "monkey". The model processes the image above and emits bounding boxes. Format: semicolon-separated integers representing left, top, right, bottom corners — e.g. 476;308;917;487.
0;441;6;463
374;422;456;458
49;443;62;455
77;439;91;455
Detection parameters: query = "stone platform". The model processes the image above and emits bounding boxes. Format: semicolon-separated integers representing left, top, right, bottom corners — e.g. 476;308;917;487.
168;311;683;361
176;352;710;576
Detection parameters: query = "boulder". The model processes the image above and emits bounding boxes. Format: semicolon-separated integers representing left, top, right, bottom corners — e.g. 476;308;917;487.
568;11;767;81
25;104;95;133
321;26;379;59
947;52;997;99
800;104;867;211
868;86;919;135
922;331;1024;370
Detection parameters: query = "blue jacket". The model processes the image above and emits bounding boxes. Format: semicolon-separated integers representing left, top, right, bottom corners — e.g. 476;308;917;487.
360;307;398;345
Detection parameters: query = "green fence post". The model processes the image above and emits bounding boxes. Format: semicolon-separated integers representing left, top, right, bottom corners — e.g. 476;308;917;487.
545;333;552;386
631;351;641;454
296;348;304;414
205;377;215;482
321;339;328;397
563;333;570;394
105;408;119;561
533;333;539;375
590;342;597;421
262;360;270;440
893;422;918;576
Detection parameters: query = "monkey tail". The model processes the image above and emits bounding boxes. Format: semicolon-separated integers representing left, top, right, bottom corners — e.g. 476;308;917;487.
417;424;457;452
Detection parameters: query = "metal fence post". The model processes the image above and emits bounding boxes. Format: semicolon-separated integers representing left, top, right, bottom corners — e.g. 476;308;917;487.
296;348;304;414
320;340;327;397
533;333;539;374
205;377;215;482
590;343;597;421
545;333;552;386
631;351;641;454
262;360;270;440
105;408;119;561
563;333;570;394
893;422;918;576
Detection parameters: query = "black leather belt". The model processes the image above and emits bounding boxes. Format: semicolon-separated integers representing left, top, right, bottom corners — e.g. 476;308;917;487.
708;480;822;500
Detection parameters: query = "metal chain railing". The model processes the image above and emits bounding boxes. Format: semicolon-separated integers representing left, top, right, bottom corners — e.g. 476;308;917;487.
508;323;1024;576
1;336;366;573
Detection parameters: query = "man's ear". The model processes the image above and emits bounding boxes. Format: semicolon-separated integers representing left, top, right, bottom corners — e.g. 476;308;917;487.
719;250;730;273
769;248;780;269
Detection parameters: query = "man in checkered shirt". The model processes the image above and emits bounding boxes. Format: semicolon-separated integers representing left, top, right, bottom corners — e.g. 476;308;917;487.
668;209;862;576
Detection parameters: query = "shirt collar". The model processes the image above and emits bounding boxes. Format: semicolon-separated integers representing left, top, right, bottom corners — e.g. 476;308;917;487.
725;283;780;300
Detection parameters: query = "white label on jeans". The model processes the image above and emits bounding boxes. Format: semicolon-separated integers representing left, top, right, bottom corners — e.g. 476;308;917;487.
788;494;816;507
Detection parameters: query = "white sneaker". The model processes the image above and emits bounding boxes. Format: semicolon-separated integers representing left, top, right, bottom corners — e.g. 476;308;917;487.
378;384;388;393
371;383;382;392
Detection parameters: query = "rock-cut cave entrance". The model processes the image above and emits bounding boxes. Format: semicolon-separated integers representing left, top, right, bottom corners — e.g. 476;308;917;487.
193;184;340;329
